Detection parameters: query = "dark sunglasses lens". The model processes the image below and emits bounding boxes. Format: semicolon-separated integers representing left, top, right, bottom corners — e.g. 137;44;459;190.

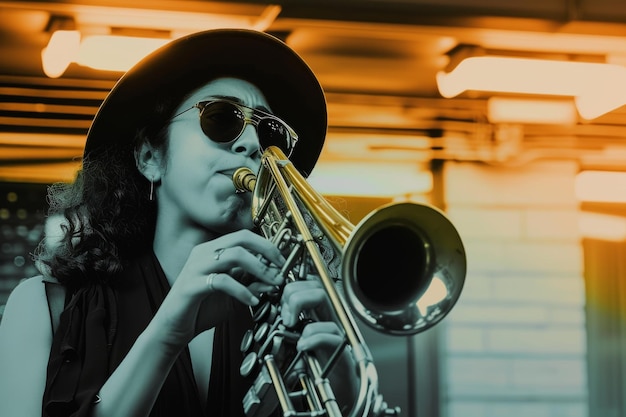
257;119;291;154
199;102;245;143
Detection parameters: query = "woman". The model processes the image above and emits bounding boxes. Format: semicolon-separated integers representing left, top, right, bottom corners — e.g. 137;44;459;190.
0;29;342;417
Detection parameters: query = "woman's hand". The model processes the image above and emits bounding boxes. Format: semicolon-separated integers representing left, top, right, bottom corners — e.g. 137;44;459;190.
278;278;358;412
154;229;285;348
279;279;346;351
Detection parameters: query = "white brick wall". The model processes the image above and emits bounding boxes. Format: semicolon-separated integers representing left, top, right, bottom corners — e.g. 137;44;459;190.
442;160;587;417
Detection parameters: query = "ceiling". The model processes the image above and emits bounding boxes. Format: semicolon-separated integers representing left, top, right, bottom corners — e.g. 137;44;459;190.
3;0;626;183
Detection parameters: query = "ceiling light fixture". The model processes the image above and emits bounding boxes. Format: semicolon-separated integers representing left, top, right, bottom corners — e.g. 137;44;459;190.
436;55;626;120
41;30;81;78
41;5;282;78
77;35;170;72
41;30;173;77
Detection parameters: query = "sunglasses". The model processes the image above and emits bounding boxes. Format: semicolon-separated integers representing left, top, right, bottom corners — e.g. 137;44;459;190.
170;99;298;156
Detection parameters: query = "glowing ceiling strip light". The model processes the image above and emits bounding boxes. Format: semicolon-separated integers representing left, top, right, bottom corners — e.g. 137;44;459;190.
42;30;171;77
41;5;281;78
77;35;170;72
436;56;626;120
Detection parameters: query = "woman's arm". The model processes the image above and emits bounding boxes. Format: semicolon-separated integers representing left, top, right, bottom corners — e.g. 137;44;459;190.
0;229;283;417
90;311;184;417
93;232;285;417
0;276;54;417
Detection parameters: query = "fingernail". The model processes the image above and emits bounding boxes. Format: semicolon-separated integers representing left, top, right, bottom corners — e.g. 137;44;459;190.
250;296;260;306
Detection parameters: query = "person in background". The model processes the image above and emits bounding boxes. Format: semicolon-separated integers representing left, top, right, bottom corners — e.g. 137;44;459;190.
0;29;348;417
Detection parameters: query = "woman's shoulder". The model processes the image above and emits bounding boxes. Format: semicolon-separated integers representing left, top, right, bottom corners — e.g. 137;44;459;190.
1;275;55;334
0;276;56;416
6;275;51;301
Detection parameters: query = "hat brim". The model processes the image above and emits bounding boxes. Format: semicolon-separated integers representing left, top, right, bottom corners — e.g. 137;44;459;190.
84;29;327;177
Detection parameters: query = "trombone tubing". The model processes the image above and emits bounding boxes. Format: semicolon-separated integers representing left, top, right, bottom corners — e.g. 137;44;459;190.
261;148;376;417
261;148;368;358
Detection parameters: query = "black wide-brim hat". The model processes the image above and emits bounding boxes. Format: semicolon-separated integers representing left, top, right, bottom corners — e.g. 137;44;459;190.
84;29;327;177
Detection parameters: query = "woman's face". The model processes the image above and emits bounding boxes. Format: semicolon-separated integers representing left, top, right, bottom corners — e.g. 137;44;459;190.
156;77;268;236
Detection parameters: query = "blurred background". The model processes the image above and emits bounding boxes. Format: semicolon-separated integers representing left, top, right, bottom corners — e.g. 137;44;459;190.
1;1;626;416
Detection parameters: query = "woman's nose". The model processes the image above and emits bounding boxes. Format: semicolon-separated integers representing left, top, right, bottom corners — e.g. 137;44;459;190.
231;123;261;158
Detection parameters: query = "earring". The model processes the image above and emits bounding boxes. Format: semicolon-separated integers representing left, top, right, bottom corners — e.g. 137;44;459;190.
149;177;154;201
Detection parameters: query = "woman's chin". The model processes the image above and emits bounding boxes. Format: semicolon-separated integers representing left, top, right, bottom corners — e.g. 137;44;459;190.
222;196;255;230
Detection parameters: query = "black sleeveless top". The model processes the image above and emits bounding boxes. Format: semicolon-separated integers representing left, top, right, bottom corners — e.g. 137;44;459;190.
42;251;254;417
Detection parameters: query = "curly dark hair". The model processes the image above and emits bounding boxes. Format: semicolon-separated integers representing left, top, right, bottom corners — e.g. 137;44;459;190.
34;108;173;288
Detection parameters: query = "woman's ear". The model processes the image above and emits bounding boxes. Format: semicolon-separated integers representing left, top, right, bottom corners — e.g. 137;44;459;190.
135;141;164;182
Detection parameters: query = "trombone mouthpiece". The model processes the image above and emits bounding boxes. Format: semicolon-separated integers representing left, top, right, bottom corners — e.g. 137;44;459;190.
233;167;257;193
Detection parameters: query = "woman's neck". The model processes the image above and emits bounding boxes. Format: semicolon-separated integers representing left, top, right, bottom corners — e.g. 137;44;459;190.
152;216;216;286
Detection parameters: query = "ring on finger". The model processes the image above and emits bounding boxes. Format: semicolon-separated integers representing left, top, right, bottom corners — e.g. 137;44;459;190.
214;248;226;260
206;273;218;291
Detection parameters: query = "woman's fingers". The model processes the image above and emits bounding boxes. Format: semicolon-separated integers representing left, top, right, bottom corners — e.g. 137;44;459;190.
213;229;285;268
297;321;345;351
189;230;285;287
162;230;287;341
281;279;323;300
280;280;326;327
247;281;280;297
211;245;283;286
206;272;260;306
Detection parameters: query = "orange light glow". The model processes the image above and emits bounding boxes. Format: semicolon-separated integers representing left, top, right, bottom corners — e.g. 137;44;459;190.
42;31;171;75
575;170;626;203
308;161;433;197
437;56;626;119
77;35;170;72
41;30;81;78
487;97;577;124
579;212;626;241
